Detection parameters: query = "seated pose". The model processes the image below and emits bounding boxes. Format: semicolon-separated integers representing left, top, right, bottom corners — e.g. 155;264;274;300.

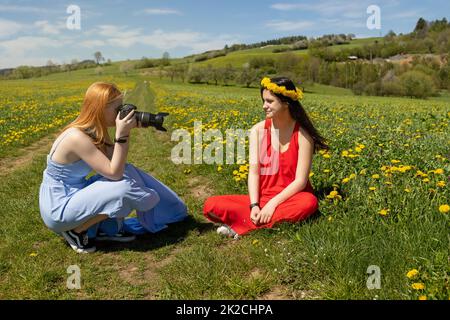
203;77;328;238
39;82;187;253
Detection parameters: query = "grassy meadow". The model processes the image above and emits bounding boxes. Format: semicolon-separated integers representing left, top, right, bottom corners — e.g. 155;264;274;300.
0;65;448;299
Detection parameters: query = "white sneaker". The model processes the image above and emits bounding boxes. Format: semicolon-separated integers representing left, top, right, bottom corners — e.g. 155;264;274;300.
216;225;240;240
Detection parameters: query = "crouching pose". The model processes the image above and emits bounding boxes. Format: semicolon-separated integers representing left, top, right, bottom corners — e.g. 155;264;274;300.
39;82;187;253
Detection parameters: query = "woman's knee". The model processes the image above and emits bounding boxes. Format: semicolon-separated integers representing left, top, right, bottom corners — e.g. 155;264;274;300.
299;192;319;215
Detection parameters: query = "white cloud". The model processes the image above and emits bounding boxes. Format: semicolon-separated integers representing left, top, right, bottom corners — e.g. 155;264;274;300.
0;36;69;68
139;30;240;53
271;1;368;19
265;20;315;31
142;8;182;15
97;25;142;38
0;36;66;56
34;20;67;35
79;40;107;48
0;4;56;14
0;19;25;38
89;24;240;52
386;10;422;20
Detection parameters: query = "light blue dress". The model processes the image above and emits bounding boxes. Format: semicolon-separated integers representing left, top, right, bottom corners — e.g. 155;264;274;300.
39;129;187;235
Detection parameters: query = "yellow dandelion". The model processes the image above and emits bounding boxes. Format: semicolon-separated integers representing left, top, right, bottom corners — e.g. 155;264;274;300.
379;209;390;216
369;187;377;191
438;204;449;214
434;168;444;174
406;269;419;279
372;174;380;179
342;177;350;184
436;181;446;187
29;252;38;257
404;188;411;193
418;295;427;300
411;283;425;290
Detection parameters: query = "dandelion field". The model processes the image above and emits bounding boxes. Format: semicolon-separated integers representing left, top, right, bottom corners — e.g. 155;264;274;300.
0;68;448;299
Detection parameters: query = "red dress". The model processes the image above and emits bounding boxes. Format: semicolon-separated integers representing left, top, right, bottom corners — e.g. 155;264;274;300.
203;118;319;235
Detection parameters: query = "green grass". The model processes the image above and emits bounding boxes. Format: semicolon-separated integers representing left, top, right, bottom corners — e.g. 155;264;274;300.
0;65;449;299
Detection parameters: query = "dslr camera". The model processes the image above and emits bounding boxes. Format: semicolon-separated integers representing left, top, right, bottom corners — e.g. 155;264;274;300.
118;104;169;131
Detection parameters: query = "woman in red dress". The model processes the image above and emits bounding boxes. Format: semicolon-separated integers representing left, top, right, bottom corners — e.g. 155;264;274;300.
203;77;329;238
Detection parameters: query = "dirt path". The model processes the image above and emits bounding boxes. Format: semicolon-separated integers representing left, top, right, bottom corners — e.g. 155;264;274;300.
0;132;58;176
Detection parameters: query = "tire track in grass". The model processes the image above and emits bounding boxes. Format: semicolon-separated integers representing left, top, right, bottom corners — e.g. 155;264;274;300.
112;80;218;297
0;132;59;177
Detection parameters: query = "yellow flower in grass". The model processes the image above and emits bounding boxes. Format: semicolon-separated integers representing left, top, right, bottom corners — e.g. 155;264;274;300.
342;177;350;184
349;173;357;179
369;187;377;191
217;165;223;172
411;283;425;290
323;169;331;173
418;295;427;300
372;174;380;179
433;168;444;174
436;181;446;187
404;188;411;193
391;159;401;164
406;269;419;279
326;190;342;200
379;209;390;216
438;204;449;214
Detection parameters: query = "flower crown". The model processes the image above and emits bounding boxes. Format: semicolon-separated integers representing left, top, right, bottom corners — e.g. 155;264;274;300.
260;77;304;101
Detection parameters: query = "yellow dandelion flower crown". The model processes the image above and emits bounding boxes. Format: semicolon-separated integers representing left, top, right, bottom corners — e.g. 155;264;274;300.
260;77;304;101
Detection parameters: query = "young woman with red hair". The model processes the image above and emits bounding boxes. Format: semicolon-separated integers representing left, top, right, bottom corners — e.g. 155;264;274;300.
39;82;187;253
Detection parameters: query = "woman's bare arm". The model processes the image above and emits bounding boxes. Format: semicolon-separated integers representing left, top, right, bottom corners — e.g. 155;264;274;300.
248;122;264;204
68;130;128;180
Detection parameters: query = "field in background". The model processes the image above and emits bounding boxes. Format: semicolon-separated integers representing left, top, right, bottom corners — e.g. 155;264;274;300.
0;65;448;299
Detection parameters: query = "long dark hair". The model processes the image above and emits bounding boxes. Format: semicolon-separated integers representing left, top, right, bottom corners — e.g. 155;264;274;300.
260;76;329;153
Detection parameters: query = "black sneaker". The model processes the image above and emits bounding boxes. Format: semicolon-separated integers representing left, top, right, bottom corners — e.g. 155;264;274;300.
61;230;96;253
96;230;136;242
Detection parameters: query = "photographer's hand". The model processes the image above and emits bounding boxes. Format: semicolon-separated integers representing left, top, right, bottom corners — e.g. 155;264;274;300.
115;110;136;137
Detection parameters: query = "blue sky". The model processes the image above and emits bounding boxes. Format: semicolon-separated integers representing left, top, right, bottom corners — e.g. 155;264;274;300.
0;0;448;68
